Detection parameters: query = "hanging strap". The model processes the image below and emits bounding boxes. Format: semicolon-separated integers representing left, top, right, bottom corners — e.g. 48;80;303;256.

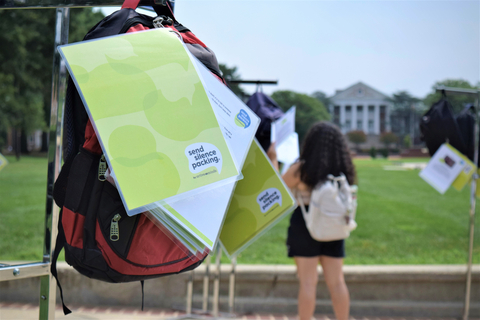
50;209;72;315
296;189;308;217
121;0;175;20
121;0;141;9
140;280;145;311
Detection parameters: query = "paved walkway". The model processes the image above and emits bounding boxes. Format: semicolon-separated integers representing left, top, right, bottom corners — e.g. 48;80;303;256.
0;302;476;320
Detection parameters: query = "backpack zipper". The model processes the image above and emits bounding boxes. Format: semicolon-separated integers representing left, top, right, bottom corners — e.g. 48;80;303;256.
98;155;107;181
110;213;121;241
119;15;173;34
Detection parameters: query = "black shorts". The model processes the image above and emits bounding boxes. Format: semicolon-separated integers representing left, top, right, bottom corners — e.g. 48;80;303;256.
286;206;345;258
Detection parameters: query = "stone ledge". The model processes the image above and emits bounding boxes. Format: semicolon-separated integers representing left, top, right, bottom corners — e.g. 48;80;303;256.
1;263;479;318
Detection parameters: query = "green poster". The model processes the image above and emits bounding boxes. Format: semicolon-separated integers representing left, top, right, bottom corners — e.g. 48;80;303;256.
220;139;296;257
59;29;239;214
0;153;8;172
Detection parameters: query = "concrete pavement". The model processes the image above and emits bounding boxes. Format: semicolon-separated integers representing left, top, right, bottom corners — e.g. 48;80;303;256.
0;302;474;320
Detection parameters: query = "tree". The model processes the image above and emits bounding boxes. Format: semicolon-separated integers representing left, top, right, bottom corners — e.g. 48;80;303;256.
346;130;366;151
387;91;422;146
0;9;106;157
0;9;54;159
380;132;398;149
423;79;477;114
40;8;105;151
311;91;332;113
219;64;247;101
271;90;330;143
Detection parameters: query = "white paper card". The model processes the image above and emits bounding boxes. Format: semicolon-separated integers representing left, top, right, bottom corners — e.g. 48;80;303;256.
419;143;466;194
271;106;295;147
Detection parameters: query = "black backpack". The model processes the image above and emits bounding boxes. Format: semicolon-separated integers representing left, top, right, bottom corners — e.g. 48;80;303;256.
246;92;284;151
51;0;225;314
455;104;476;162
419;94;468;158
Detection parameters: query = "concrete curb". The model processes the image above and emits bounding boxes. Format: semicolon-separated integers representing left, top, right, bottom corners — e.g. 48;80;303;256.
1;263;479;318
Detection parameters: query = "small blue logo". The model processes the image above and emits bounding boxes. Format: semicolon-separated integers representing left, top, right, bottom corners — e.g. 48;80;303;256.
235;109;251;129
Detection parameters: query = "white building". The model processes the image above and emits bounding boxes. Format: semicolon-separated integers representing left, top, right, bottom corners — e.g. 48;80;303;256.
330;82;392;137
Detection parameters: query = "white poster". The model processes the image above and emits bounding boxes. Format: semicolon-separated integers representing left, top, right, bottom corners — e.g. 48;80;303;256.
271;106;296;147
419;143;467;194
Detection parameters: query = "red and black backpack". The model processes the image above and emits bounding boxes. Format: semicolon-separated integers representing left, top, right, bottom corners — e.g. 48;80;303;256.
52;0;225;314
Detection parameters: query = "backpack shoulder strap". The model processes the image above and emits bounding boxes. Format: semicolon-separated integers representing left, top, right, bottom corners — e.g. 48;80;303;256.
50;209;72;315
121;0;140;9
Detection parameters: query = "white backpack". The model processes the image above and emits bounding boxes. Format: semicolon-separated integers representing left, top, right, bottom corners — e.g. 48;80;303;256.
297;174;358;242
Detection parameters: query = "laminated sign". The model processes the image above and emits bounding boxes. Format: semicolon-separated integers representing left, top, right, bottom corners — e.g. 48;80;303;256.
220;139;296;258
59;29;241;216
147;50;261;253
419;143;476;194
0;153;8;172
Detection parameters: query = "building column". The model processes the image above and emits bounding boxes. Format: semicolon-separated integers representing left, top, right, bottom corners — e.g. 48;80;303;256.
374;105;380;135
386;103;391;132
363;105;368;133
340;105;346;134
351;105;357;132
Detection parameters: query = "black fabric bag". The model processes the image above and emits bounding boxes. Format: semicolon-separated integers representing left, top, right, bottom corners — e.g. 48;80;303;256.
246;92;284;151
456;104;476;162
420;94;467;157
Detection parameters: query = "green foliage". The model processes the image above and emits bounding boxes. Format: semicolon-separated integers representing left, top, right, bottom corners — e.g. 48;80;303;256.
387;91;421;111
0;9;53;141
380;131;398;147
423;79;478;114
219;63;247;100
379;148;389;158
271;90;330;143
347;130;367;145
369;147;376;159
0;8;105;156
311;91;331;113
403;134;412;148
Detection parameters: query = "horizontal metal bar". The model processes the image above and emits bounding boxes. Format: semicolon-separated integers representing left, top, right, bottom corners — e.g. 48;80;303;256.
436;86;479;97
0;262;50;281
229;80;278;85
0;0;163;9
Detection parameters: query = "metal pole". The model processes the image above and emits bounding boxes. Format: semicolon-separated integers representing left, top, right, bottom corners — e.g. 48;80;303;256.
463;93;479;320
228;257;237;315
212;246;222;317
202;255;211;312
39;7;70;320
186;270;194;315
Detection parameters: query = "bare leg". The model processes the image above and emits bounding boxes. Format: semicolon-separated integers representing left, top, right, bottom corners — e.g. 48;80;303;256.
295;256;320;320
319;256;350;320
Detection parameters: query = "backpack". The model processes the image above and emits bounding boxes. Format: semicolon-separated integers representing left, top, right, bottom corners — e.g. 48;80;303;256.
246;92;284;151
297;174;358;242
419;93;467;158
455;104;476;162
51;1;224;314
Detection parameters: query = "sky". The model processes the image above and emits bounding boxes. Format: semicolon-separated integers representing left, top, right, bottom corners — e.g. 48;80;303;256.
100;1;479;99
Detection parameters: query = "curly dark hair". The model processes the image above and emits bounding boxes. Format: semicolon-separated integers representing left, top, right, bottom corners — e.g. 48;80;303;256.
299;121;356;187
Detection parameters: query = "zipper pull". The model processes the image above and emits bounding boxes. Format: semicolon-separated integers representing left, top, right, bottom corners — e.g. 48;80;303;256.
153;16;165;29
98;155;107;181
110;214;121;242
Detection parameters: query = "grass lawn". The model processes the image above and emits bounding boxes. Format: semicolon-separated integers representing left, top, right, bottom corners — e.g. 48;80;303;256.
0;155;479;265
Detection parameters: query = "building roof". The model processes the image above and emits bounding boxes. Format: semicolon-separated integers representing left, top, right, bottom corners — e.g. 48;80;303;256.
330;82;390;101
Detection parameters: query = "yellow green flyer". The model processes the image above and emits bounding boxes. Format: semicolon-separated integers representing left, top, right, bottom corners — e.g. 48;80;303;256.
59;29;240;215
219;139;297;258
0;153;8;172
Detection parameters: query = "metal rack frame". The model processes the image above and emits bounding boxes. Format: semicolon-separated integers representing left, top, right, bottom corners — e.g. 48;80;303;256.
435;85;480;320
0;2;165;319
